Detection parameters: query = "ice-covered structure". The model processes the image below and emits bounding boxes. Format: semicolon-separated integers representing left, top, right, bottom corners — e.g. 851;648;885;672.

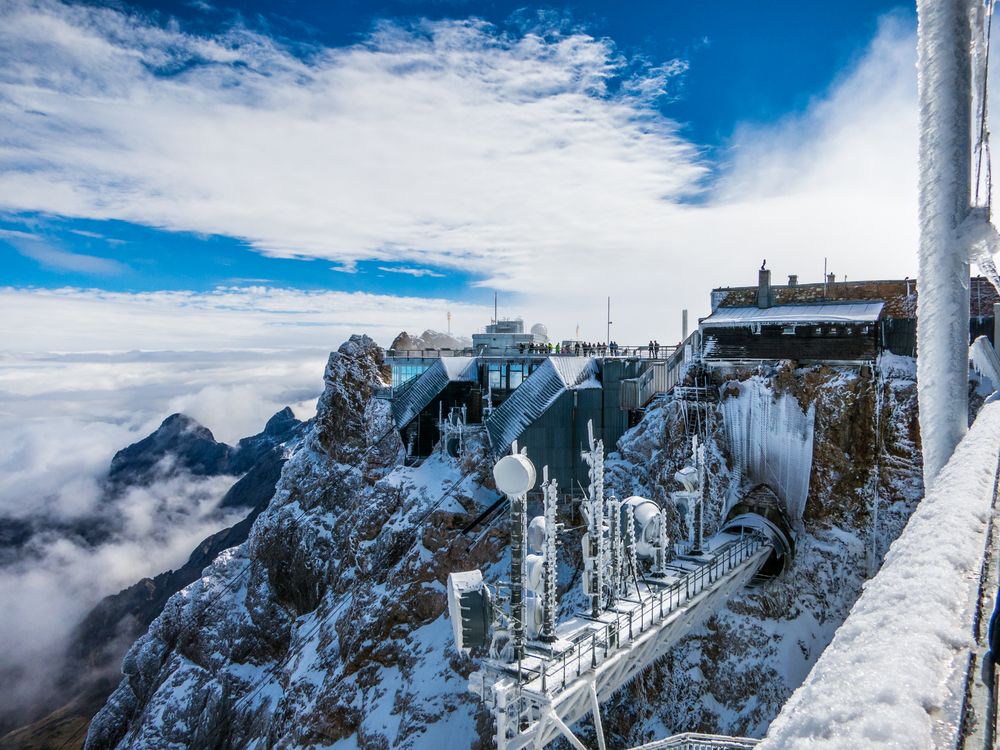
720;378;815;523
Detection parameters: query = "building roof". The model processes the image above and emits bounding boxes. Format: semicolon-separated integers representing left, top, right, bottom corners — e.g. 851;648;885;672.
485;357;599;456
711;276;1000;319
701;302;884;328
391;356;478;429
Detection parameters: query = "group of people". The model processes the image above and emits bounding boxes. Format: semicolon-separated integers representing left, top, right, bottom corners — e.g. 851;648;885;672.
518;342;552;354
514;340;665;358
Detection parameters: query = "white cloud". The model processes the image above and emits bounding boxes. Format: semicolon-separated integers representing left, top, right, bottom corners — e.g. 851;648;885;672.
0;286;490;352
377;266;446;278
9;237;127;274
0;3;941;344
0;471;246;722
0;345;330;722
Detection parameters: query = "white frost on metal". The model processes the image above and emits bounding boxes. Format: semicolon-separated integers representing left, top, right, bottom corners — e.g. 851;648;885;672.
720;378;815;522
700;302;884;328
971;334;1000;391
448;569;486;654
916;0;974;485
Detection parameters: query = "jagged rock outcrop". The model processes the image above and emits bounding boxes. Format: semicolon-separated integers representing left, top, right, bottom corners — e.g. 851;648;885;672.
108;407;304;492
84;335;503;750
390;329;470;352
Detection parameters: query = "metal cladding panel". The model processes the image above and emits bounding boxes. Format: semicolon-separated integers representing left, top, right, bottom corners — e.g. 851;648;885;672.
515;393;577;488
701;302;884;328
599;360;630;452
486;357;599;455
391;357;477;429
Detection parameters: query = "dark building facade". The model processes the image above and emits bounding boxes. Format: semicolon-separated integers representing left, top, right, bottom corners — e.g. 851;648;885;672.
702;270;999;363
388;354;643;489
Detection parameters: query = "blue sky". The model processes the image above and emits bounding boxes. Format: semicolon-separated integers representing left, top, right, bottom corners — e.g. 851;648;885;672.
0;0;924;347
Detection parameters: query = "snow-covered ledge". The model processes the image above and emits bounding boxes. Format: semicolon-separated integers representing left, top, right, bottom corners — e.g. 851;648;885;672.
759;401;1000;749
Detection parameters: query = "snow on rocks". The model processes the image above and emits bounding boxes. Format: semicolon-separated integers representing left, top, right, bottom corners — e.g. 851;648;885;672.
595;362;924;747
83;337;504;750
759;400;1000;750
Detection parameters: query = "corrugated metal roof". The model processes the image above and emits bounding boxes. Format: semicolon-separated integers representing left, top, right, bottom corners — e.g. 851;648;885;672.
391;357;477;429
701;302;884;328
486;357;600;455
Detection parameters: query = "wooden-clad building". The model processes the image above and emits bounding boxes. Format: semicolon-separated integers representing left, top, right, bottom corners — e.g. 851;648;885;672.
701;269;999;363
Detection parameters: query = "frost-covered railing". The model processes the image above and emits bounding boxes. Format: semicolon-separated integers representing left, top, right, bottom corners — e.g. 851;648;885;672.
386;345;678;360
629;733;759;750
620;332;700;409
758;401;1000;750
515;535;767;696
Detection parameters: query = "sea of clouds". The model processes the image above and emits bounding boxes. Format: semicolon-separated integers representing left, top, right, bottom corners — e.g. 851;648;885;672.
0;346;329;725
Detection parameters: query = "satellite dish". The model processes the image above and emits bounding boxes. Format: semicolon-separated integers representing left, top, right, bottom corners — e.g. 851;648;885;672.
525;553;545;595
525;596;544;638
527;516;546;554
621;496;661;558
493;454;536;496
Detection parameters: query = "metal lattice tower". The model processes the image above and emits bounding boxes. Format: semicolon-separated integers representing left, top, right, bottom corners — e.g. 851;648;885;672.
540;472;559;643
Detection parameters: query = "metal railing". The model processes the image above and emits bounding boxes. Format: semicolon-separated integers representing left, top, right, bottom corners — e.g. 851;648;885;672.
620;331;701;409
629;732;759;750
518;536;767;696
386;345;679;360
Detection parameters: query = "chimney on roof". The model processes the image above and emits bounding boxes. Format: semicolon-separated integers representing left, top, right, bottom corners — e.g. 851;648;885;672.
788;274;798;287
827;272;836;286
757;268;773;309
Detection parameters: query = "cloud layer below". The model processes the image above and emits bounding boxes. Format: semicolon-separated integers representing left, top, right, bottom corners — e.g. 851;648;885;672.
0;346;330;724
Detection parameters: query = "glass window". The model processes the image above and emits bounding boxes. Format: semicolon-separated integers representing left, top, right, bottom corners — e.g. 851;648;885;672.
392;364;428;387
488;364;504;390
782;326;795;335
509;363;524;389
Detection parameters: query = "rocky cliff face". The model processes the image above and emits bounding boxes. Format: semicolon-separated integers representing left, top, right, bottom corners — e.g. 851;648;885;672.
594;357;923;746
84;335;504;750
82;349;926;750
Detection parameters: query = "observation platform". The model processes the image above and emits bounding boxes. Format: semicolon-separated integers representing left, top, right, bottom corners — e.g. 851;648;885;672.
478;533;772;750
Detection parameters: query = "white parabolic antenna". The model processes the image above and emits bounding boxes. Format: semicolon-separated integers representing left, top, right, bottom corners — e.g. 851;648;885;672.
494;454;536;496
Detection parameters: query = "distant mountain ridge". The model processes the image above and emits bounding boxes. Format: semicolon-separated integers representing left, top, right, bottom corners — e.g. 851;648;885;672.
0;406;307;747
390;329;470;351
